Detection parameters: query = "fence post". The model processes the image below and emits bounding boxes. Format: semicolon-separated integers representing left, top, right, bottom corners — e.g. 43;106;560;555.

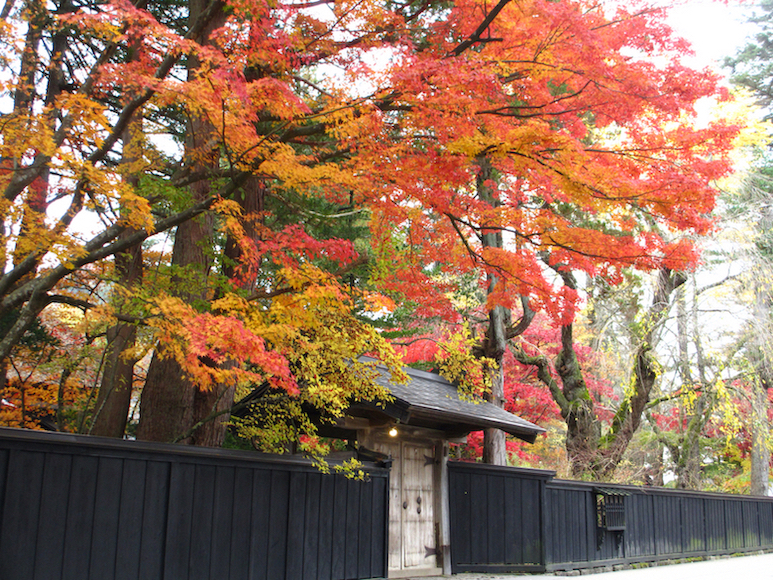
723;498;729;550
539;474;550;568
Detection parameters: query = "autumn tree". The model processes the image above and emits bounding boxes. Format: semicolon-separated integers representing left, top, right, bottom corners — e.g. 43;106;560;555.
0;0;739;454
713;163;773;494
366;0;737;475
0;0;416;443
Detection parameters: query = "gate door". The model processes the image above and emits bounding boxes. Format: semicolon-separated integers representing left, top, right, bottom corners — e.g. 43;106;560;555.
375;440;440;577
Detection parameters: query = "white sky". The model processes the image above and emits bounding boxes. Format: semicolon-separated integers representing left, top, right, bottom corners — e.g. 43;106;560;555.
668;0;755;69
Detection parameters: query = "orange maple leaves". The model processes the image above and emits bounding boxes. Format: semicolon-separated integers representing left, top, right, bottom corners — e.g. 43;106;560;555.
0;0;742;428
353;0;739;324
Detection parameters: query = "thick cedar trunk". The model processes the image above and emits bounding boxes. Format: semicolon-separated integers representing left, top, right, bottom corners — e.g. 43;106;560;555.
137;206;215;443
137;0;223;445
184;180;266;445
136;191;215;442
222;178;265;288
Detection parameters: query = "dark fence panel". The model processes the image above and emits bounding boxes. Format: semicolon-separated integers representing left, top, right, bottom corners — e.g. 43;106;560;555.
448;462;552;573
448;462;773;574
544;479;773;571
0;427;388;580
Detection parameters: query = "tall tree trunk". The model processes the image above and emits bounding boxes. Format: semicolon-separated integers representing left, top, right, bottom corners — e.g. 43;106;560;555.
477;157;507;465
90;241;142;436
136;197;215;443
137;0;223;445
482;306;507;465
557;322;602;476
674;280;709;489
750;377;770;495
186;179;267;446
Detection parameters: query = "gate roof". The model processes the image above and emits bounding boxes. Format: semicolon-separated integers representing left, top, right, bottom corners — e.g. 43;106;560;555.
351;359;545;443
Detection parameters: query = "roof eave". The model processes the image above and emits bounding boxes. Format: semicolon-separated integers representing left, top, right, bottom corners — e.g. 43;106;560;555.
407;407;545;443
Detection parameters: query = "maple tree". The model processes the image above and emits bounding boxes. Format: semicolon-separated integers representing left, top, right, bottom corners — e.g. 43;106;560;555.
0;0;740;455
363;0;737;474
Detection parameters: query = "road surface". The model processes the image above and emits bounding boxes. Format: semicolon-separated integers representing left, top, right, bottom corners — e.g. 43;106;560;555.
415;552;773;579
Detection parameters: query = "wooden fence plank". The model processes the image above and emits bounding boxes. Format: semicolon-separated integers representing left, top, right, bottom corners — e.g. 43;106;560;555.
138;460;169;580
115;459;146;580
248;468;272;580
448;469;471;567
486;475;505;564
317;472;335;580
62;454;99;580
164;462;196;580
523;477;542;565
210;466;236;580
370;476;387;577
503;475;521;565
1;450;44;580
32;452;72;580
469;472;487;564
303;473;322;580
358;479;374;579
189;464;216;580
268;469;291;579
330;475;347;579
228;467;254;580
89;457;125;580
344;478;361;579
286;471;307;580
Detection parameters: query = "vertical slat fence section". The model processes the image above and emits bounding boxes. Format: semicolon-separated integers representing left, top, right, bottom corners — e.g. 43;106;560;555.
448;462;551;573
448;461;773;574
0;427;388;580
6;427;773;580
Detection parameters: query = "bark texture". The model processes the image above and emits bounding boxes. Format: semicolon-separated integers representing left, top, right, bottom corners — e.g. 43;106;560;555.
477;157;507;466
137;0;224;445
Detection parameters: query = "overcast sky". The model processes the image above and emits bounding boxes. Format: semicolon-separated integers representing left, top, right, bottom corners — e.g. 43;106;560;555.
668;0;754;69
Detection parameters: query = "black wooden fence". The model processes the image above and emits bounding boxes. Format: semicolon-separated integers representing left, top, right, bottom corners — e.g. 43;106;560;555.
448;461;773;574
0;427;388;580
6;428;773;580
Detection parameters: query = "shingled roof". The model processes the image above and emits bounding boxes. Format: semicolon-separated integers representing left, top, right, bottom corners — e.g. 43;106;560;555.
352;359;545;443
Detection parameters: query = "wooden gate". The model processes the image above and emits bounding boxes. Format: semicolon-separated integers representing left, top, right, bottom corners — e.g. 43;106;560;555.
375;440;440;577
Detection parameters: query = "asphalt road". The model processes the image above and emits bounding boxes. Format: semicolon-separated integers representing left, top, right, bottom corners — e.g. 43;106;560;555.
415;552;773;579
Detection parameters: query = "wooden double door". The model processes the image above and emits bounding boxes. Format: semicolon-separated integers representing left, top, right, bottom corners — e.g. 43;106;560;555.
375;440;440;577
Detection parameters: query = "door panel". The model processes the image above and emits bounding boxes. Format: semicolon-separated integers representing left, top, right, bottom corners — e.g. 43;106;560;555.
401;443;435;569
372;440;437;573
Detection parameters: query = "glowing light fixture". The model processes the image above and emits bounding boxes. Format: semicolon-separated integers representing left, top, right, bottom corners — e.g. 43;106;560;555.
388;426;398;437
